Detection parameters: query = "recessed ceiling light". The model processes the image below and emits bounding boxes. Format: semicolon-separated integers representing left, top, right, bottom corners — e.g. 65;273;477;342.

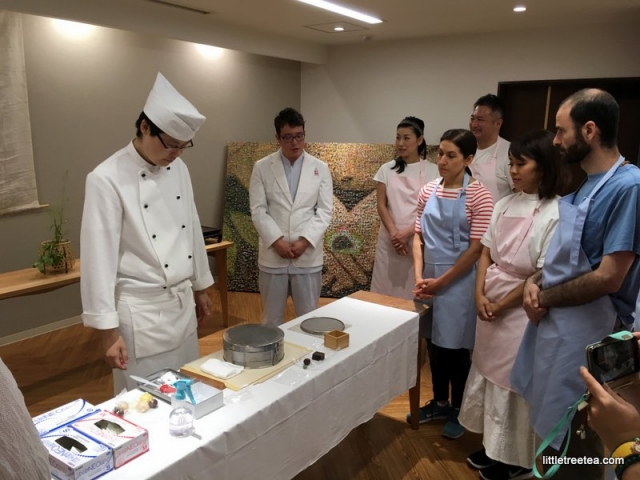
334;26;345;32
53;19;95;37
195;44;224;59
297;0;383;24
513;5;527;12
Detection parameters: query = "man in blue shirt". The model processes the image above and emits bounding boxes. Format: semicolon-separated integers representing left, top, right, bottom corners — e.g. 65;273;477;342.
512;89;640;480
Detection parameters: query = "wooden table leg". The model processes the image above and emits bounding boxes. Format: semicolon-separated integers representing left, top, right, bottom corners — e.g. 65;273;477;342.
408;336;422;430
214;250;229;328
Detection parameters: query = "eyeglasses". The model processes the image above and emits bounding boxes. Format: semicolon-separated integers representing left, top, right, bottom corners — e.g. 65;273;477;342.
157;134;194;151
279;133;305;143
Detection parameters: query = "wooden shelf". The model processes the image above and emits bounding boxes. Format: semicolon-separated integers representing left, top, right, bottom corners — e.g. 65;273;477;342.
0;240;234;325
0;262;81;300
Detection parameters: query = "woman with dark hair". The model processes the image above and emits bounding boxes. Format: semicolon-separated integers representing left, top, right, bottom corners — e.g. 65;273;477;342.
458;130;562;480
371;116;438;299
408;129;494;439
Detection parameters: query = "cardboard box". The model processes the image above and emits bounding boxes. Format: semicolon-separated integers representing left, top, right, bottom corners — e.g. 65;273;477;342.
71;411;149;468
324;330;349;350
185;381;224;419
41;426;113;480
33;399;99;436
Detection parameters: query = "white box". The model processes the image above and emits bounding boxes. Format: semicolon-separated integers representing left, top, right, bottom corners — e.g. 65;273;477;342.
71;411;149;468
40;426;113;480
33;399;99;436
186;382;224;419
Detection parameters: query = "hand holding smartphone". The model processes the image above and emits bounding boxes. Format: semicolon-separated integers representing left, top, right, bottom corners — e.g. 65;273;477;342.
585;331;640;384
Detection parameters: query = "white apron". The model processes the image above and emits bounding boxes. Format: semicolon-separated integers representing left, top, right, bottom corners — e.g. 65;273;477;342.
371;161;427;300
473;195;543;391
469;137;505;203
114;280;199;392
511;157;625;450
420;173;476;350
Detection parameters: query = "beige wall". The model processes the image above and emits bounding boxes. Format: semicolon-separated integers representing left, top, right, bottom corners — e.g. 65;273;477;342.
4;15;640;340
0;13;300;339
301;22;640;145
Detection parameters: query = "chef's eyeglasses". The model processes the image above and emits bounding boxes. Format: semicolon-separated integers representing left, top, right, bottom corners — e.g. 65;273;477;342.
157;134;194;151
279;133;305;143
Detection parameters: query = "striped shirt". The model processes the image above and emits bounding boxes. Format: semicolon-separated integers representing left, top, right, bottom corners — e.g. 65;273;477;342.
414;179;494;240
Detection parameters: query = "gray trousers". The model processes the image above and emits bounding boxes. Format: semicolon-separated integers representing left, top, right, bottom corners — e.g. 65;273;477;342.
258;271;322;326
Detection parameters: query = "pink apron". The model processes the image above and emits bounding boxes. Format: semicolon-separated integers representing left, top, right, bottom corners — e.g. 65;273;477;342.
473;194;544;390
371;160;431;300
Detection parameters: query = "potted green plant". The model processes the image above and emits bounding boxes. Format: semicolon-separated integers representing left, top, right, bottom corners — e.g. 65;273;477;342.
33;177;75;274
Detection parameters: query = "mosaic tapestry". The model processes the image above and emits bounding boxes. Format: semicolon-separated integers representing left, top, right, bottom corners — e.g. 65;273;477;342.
223;142;438;298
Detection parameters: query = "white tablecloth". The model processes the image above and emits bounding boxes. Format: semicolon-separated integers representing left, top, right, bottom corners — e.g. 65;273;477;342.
100;297;418;480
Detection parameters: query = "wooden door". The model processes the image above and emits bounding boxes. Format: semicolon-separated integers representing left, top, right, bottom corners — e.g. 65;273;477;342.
498;78;640;194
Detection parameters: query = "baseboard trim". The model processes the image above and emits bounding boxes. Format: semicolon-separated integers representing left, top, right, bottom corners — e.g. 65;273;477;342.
0;315;82;346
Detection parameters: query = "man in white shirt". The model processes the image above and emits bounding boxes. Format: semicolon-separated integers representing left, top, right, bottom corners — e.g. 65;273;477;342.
249;108;333;326
469;94;514;202
80;73;213;393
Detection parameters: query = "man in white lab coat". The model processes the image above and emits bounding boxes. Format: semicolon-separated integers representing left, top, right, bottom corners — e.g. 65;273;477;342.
80;73;214;394
249;108;333;326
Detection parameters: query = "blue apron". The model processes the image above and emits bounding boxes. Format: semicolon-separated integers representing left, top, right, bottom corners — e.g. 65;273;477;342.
510;156;625;450
420;173;476;350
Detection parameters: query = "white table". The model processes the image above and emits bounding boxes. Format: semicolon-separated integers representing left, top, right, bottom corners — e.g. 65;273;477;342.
100;297;418;480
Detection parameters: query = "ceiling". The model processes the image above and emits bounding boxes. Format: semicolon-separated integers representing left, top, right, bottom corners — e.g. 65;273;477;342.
147;0;640;45
1;0;639;63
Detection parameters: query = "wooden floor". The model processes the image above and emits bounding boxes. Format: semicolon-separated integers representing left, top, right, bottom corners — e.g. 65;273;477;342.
1;290;481;480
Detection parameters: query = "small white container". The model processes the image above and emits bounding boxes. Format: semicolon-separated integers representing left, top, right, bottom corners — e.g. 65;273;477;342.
186;381;224;419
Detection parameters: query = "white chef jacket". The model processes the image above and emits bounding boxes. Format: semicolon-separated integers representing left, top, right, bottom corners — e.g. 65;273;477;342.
80;141;213;330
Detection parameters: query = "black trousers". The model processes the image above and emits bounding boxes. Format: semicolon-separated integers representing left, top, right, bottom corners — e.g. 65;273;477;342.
427;339;471;408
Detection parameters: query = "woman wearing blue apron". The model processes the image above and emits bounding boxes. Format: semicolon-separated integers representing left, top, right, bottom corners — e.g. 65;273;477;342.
408;129;494;439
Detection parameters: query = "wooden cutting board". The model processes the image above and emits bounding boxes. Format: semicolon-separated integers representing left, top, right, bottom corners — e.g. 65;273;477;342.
181;342;313;391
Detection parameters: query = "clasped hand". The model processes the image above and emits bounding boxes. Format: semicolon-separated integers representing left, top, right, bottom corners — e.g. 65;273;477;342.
476;294;501;322
413;277;441;300
272;237;310;259
523;279;547;326
390;230;411;256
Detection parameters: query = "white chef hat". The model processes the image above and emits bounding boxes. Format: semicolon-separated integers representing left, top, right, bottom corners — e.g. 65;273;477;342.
143;72;206;142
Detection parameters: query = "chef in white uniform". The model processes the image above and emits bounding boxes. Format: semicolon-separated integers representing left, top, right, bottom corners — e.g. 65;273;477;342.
80;73;214;394
249;107;333;326
469;94;514;203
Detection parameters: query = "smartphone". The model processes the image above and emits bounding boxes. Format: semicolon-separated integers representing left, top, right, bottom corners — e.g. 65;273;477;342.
585;333;640;384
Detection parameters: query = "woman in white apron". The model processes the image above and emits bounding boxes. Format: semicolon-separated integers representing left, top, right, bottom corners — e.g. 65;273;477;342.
371;116;439;299
408;129;494;439
458;130;563;480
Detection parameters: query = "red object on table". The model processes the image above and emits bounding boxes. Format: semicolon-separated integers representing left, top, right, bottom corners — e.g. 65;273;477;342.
159;384;176;394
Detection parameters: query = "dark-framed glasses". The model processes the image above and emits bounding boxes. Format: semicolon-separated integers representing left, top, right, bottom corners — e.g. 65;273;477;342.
280;133;305;143
157;134;194;151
